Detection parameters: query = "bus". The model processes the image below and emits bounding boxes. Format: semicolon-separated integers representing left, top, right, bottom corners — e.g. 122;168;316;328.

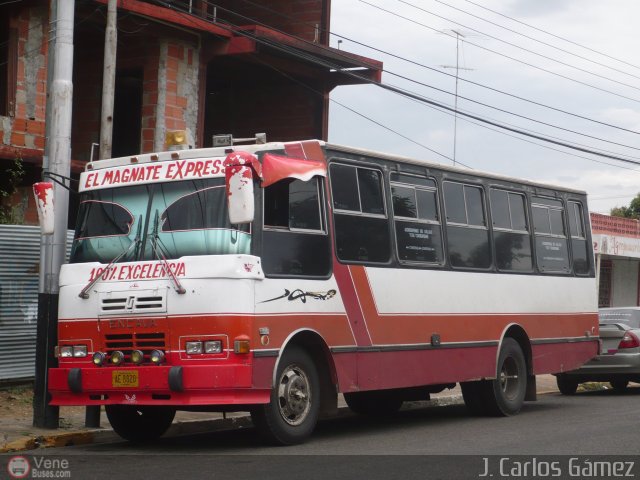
40;139;599;445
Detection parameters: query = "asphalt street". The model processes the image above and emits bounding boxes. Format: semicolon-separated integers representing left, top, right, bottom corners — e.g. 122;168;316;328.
3;387;638;479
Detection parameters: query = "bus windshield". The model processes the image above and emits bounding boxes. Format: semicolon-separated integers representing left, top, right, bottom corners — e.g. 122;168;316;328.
70;178;251;264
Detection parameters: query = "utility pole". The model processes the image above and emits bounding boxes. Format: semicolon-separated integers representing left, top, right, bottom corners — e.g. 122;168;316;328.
99;0;117;160
33;0;75;429
84;0;118;428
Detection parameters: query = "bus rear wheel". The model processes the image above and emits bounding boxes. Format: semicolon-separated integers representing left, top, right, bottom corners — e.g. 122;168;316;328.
462;338;527;416
251;347;320;445
105;405;176;442
344;391;404;415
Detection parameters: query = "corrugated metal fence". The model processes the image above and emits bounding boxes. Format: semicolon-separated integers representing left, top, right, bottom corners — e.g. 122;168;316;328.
0;225;73;381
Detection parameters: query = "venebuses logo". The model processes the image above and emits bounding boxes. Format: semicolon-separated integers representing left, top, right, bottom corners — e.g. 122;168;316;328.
7;456;30;479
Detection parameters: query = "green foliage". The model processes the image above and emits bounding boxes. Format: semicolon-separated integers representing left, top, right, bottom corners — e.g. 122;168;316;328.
0;156;26;224
610;193;640;219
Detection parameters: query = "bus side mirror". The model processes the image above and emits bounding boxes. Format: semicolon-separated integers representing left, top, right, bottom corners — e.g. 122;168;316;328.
33;182;55;235
225;164;255;225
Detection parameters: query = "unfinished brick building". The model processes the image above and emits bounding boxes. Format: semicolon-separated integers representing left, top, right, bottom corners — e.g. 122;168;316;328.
0;0;382;224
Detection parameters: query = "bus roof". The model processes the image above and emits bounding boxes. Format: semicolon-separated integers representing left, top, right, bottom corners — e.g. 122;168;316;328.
84;140;587;196
326;142;588;196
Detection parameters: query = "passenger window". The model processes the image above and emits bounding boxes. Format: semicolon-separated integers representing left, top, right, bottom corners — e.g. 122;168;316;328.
330;163;390;263
391;173;443;264
531;197;570;274
444;182;491;269
263;177;330;277
568;201;590;275
490;189;532;272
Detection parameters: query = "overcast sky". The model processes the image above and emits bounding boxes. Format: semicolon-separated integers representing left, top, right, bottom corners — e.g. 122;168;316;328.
327;0;640;214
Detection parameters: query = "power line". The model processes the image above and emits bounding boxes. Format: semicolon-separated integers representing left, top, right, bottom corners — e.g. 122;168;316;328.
161;0;640;167
460;0;640;72
386;69;640;154
359;0;640;105
428;0;640;82
398;0;640;93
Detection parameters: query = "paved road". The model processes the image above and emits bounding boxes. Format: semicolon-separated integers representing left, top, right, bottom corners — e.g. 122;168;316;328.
3;387;639;479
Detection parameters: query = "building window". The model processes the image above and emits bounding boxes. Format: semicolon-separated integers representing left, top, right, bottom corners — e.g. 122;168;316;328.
0;18;17;117
598;260;612;307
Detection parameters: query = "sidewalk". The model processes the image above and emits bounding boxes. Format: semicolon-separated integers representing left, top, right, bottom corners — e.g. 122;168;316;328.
0;375;560;453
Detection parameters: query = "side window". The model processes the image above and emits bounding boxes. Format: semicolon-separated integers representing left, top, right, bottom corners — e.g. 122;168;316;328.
568;201;590;275
531;197;570;273
390;173;443;264
490;189;533;272
330;163;390;263
262;177;331;277
443;182;491;269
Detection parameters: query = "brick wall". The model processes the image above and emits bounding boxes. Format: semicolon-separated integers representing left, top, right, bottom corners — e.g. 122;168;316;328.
591;212;640;238
0;5;48;158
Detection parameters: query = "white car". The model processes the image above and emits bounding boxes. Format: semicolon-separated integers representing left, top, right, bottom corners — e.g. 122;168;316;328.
556;307;640;394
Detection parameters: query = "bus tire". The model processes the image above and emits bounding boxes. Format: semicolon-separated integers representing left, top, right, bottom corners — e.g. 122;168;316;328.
462;338;527;416
251;347;320;445
487;338;527;416
556;374;579;395
344;391;403;416
105;405;176;442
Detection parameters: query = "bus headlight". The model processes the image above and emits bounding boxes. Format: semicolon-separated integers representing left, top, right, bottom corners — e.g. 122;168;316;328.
110;350;125;365
150;349;165;364
204;341;222;354
92;352;106;366
73;345;88;358
185;341;203;355
130;350;144;364
58;346;73;358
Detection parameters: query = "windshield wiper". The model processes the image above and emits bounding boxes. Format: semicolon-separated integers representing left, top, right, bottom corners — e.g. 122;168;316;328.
78;217;143;299
149;210;186;295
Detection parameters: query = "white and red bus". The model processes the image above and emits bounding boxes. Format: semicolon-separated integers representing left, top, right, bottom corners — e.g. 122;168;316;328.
43;139;598;444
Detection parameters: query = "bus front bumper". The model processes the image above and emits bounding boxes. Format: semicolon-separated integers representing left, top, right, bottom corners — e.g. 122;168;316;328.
48;364;271;406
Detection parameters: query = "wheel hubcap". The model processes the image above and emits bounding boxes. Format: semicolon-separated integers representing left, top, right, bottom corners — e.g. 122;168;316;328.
277;364;311;426
500;356;520;400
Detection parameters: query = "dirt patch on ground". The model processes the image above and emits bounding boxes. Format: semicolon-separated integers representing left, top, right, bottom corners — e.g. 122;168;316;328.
0;385;33;420
0;384;86;429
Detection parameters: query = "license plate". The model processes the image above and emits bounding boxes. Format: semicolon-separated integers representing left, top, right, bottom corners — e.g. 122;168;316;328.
112;370;139;388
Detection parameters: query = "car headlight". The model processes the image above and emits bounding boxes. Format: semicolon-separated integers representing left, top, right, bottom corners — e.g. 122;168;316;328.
204;340;222;354
186;341;203;355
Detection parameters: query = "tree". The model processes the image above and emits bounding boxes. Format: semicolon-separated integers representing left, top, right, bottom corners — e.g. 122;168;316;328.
610;193;640;220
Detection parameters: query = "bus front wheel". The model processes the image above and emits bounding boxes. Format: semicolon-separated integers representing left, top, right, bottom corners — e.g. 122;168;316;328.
462;338;527;416
251;346;320;445
105;405;176;442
